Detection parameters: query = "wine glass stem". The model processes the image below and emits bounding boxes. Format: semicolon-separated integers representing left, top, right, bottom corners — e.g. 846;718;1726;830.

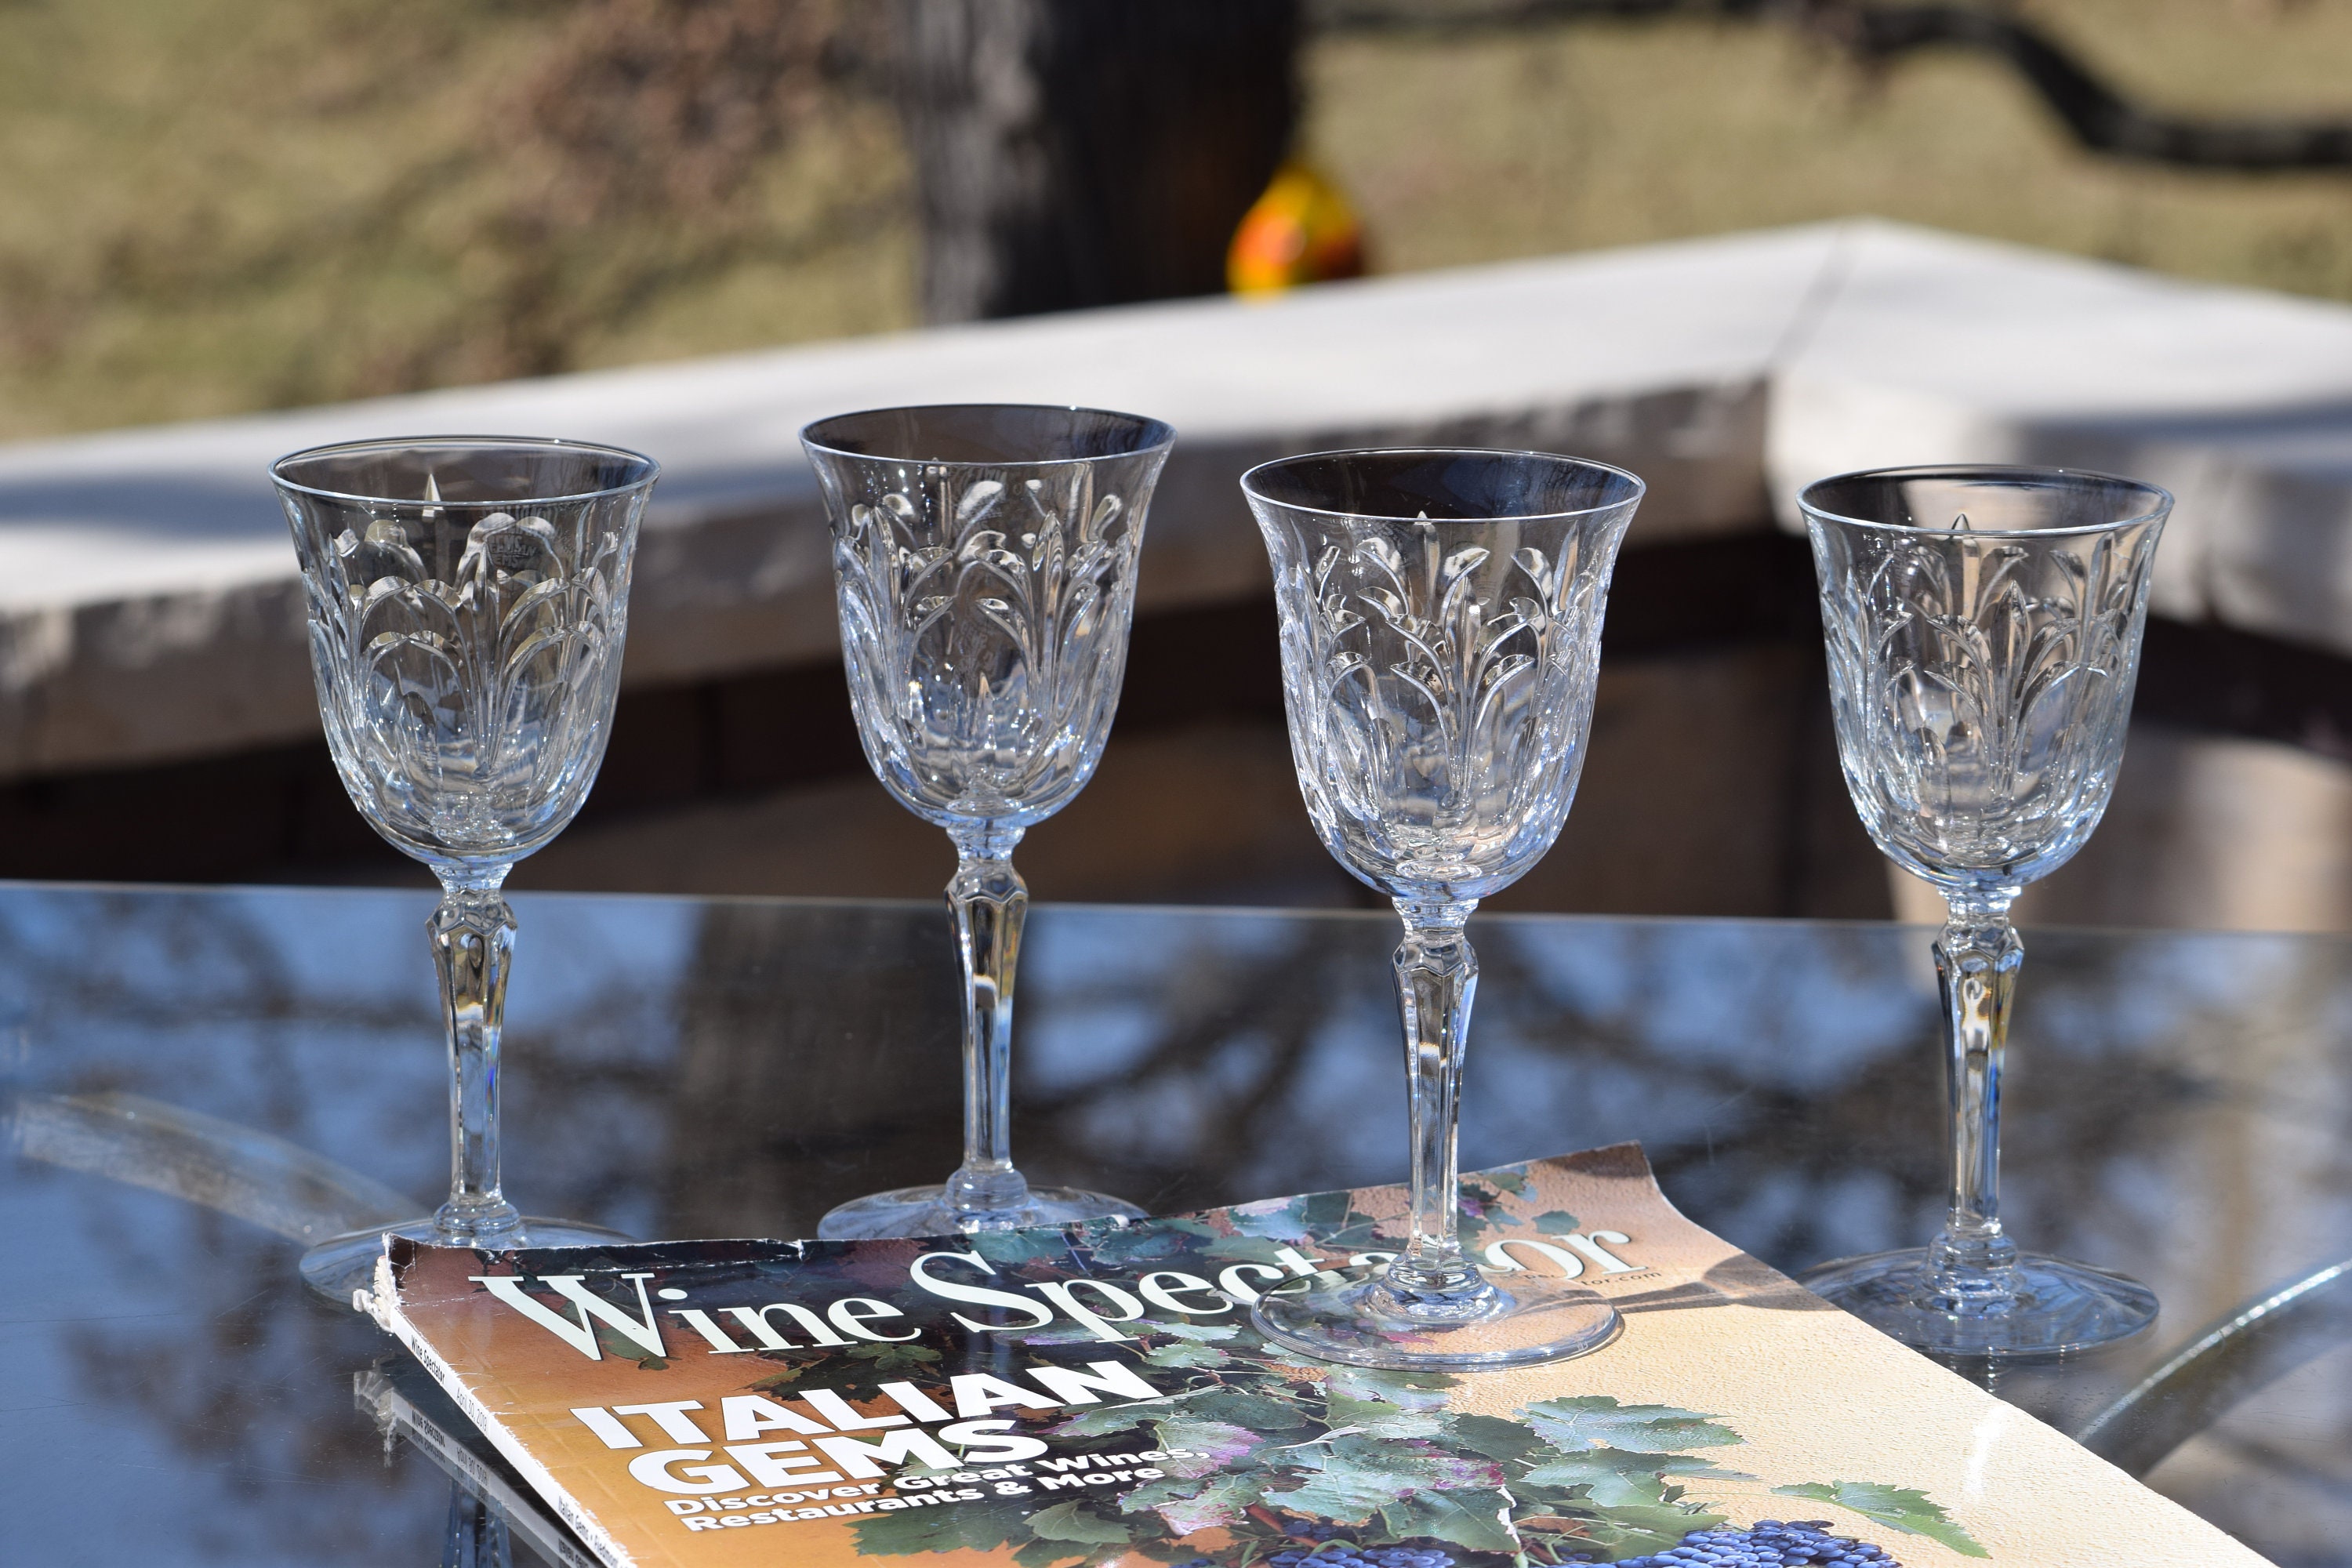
1931;892;2024;1298
1389;899;1485;1302
946;826;1032;1216
432;869;522;1243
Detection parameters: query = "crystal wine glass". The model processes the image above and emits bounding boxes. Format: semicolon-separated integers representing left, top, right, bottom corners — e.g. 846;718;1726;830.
1242;447;1643;1370
802;405;1176;1240
1798;464;2169;1356
274;436;659;1298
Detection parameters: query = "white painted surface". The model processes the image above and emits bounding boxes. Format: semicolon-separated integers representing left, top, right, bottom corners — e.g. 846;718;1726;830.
1766;224;2352;637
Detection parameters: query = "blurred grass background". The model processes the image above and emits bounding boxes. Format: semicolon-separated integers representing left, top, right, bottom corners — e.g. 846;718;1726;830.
6;0;2352;441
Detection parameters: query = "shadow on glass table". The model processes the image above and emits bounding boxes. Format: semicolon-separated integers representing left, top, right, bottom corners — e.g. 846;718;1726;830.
2;884;2348;1565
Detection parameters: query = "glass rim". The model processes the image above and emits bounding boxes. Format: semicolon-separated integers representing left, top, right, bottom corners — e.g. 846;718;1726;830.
1797;463;2173;539
798;402;1177;467
1240;445;1647;524
269;434;662;509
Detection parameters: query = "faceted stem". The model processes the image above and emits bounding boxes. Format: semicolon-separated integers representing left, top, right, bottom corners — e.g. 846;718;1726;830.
945;826;1033;1218
1927;891;2024;1309
431;871;523;1245
1386;899;1490;1308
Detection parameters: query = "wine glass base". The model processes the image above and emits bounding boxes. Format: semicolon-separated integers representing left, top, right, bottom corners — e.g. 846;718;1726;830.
1252;1267;1622;1371
817;1184;1146;1241
299;1215;636;1305
1799;1247;2158;1358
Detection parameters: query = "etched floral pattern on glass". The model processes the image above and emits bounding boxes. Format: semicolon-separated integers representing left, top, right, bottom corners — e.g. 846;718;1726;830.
1277;521;1614;901
830;465;1138;829
1817;514;2161;895
305;497;632;869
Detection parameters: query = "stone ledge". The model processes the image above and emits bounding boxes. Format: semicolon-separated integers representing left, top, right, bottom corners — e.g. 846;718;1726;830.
7;220;2352;781
1762;225;2352;644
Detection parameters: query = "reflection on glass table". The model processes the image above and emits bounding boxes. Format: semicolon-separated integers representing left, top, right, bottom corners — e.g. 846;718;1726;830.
2;883;2348;1566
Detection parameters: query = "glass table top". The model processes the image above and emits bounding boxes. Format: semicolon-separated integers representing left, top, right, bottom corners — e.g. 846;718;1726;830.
2;881;2348;1565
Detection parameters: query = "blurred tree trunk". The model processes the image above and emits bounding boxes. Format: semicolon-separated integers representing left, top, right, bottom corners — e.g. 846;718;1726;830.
894;0;1303;322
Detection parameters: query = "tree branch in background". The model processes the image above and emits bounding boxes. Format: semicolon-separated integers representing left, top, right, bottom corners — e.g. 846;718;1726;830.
1316;0;2352;171
482;0;893;376
506;0;875;228
1823;4;2352;169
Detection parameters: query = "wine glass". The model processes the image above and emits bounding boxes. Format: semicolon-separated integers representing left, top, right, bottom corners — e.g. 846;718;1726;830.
273;436;659;1299
1241;447;1644;1370
802;405;1176;1240
1798;464;2169;1356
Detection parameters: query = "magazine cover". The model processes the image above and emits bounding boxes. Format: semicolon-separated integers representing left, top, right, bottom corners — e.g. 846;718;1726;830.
363;1144;2267;1568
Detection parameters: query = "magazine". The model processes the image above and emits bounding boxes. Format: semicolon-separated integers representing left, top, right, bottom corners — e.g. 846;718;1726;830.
362;1144;2267;1567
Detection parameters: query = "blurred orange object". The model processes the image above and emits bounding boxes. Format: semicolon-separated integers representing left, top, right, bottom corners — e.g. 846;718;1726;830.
1227;163;1367;295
